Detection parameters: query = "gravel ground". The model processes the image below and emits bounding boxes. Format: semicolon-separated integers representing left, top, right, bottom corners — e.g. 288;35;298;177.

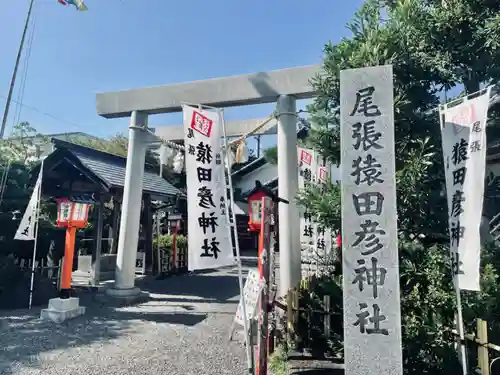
0;260;257;375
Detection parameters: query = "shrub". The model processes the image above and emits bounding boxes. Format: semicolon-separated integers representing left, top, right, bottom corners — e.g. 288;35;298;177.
269;344;288;375
153;234;188;255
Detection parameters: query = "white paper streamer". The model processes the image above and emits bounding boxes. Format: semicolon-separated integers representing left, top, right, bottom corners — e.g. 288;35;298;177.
159;144;175;167
173;152;185;173
225;149;236;169
235;141;248;164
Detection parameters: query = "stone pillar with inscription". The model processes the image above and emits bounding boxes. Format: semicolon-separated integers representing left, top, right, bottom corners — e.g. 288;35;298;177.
340;65;403;375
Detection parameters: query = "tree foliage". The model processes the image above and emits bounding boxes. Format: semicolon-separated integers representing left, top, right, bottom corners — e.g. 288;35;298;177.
0;123;63;258
68;132;142;160
298;0;500;373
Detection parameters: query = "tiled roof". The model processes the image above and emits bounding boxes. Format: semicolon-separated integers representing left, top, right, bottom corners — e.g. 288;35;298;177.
231;157;268;178
74;152;180;197
51;138;182;198
242;177;278;197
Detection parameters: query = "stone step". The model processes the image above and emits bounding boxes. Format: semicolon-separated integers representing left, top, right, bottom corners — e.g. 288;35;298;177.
288;357;344;375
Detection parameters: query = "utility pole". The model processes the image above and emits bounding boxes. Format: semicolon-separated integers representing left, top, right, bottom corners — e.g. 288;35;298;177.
1;0;36;139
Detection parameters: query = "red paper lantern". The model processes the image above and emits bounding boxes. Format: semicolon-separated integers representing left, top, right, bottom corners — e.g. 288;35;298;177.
248;190;266;232
56;198;91;229
246;180;279;232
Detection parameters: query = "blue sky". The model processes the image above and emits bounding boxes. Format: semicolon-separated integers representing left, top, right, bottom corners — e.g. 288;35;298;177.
0;0;365;151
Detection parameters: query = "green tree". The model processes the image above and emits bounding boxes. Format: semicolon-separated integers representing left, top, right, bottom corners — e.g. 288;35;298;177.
297;0;500;373
67;133;128;157
0;122;58;257
0;123;64;308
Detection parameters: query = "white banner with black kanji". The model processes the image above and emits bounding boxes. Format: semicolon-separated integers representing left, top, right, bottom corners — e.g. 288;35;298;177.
298;147;318;277
183;105;233;271
14;167;42;241
440;88;491;291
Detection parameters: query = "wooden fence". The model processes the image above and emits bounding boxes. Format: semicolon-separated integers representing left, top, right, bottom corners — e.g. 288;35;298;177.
158;247;188;275
14;257;62;285
270;277;500;375
270;276;337;354
451;319;500;375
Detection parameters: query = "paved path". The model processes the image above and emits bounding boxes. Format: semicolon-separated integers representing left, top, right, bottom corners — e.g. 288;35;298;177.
0;261;257;375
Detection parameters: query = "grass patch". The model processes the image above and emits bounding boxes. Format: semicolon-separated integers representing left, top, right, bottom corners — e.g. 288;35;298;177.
269;344;288;375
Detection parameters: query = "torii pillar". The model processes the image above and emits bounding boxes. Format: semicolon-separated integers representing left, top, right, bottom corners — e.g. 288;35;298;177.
95;64;321;298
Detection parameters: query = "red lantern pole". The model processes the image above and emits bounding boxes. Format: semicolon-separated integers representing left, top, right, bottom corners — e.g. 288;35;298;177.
60;226;77;297
256;196;273;375
172;220;180;270
56;199;92;299
258;231;264;277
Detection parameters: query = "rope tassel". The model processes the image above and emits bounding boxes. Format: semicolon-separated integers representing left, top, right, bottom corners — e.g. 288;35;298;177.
235;139;248;164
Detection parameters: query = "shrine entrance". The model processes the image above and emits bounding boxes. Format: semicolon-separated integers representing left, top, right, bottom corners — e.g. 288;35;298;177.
95;64;320;299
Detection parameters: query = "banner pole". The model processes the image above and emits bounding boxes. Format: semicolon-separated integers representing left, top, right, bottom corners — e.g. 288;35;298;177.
256;197;273;375
219;108;254;374
454;284;468;375
439;87;493;375
156;213;162;274
28;160;43;309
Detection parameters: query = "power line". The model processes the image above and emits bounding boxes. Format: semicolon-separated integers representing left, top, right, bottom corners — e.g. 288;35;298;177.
0;94;84;132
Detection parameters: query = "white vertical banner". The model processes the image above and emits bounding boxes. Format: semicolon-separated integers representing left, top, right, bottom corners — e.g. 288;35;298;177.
15;167;42;241
298;149;336;277
183;105;233;271
440;88;491;291
329;163;341;185
340;65;403;375
298;147;317;277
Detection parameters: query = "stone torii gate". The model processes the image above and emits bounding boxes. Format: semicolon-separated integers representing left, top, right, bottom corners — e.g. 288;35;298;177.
96;64;321;300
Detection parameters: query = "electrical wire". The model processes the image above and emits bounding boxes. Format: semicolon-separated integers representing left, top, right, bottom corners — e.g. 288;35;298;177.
0;94;84;133
0;0;85;135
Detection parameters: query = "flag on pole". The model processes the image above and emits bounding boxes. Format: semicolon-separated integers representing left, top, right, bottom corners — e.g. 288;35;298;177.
439;87;491;291
14;168;42;241
58;0;88;11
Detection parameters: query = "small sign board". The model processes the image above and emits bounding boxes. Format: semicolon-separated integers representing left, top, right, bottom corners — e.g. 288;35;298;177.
135;252;146;275
160;251;170;273
234;269;262;327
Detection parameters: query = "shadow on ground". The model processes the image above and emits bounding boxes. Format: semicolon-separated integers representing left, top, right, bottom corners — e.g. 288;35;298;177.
0;308;126;375
136;267;251;303
0;267;246;375
0;303;208;375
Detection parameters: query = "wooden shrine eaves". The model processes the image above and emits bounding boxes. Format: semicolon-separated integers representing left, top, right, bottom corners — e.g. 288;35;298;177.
96;64;322;118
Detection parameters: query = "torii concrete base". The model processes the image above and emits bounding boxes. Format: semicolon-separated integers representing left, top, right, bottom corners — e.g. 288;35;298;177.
40;297;85;323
